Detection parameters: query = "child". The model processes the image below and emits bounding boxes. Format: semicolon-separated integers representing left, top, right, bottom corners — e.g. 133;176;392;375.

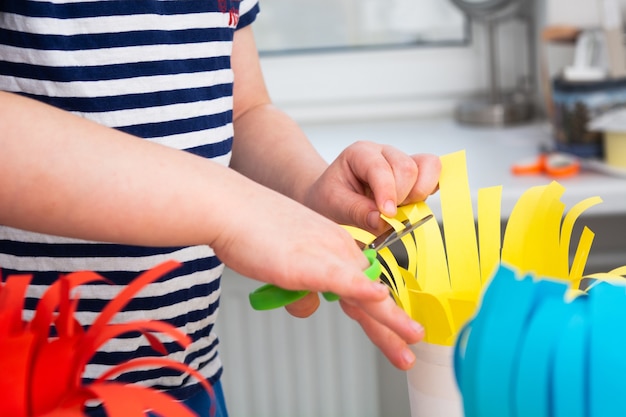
0;1;440;416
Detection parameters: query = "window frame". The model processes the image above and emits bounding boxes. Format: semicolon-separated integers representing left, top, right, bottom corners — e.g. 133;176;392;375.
259;39;487;123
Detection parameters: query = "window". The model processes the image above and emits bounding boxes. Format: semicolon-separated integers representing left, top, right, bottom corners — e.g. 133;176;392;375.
254;0;467;53
254;1;490;122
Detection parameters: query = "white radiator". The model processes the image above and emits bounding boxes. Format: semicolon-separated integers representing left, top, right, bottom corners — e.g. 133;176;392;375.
216;268;381;417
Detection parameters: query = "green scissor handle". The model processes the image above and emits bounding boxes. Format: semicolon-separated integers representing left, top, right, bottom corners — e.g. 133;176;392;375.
248;249;382;311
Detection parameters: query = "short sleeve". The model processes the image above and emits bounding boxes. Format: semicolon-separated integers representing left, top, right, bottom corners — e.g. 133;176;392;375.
237;0;260;29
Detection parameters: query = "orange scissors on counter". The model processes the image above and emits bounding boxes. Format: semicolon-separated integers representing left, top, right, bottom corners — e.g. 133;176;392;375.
511;151;580;178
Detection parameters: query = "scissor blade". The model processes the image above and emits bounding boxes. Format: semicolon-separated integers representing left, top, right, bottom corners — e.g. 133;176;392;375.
368;214;433;251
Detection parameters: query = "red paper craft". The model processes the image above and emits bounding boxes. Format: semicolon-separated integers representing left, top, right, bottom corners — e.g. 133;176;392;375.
0;260;214;417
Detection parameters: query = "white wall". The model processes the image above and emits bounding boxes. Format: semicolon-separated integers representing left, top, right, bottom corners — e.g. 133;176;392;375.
545;0;626;27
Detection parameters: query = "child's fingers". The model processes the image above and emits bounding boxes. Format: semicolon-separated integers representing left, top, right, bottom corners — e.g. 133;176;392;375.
339;299;424;370
348;143;417;218
401;153;442;204
284;292;320;318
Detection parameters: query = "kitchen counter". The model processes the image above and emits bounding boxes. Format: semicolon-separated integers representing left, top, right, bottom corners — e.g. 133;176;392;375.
302;117;626;219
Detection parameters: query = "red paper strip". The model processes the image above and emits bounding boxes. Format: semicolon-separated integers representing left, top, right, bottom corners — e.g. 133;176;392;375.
0;260;214;417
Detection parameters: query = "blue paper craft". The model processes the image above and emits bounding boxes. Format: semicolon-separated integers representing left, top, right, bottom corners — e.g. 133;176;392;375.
589;281;626;417
457;265;536;417
512;294;571;417
551;298;588;417
455;264;626;417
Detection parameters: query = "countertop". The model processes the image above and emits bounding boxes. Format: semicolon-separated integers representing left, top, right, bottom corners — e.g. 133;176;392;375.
302;117;626;219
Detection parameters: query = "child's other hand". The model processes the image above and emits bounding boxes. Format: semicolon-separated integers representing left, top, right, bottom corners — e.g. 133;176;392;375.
211;177;423;370
303;141;441;234
284;292;320;318
283;275;425;371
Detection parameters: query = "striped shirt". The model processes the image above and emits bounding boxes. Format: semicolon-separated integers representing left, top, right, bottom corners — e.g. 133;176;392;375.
0;0;259;401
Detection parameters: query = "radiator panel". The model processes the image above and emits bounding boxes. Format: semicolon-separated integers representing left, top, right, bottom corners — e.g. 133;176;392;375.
216;268;380;417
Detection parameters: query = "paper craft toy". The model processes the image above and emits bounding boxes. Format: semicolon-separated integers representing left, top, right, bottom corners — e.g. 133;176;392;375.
455;263;626;417
344;150;603;346
0;260;214;417
345;150;626;416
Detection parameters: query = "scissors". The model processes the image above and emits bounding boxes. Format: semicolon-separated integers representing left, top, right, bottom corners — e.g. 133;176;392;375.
511;151;580;178
248;214;433;311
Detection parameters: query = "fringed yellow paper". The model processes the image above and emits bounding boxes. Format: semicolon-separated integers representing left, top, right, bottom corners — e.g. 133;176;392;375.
346;150;609;346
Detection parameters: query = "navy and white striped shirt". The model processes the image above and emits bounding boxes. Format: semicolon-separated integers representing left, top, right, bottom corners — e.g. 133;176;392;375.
0;0;259;401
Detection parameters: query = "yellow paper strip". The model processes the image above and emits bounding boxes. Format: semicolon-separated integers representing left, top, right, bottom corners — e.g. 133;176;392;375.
395;204;421;275
560;196;603;278
439;151;481;293
569;226;595;287
378;246;411;311
525;183;565;277
409;290;454;345
609;265;626;275
478;186;503;283
411;202;450;293
341;225;376;247
448;293;479;338
501;185;545;268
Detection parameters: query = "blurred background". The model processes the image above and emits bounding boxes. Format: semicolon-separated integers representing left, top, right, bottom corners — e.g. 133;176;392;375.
216;1;626;416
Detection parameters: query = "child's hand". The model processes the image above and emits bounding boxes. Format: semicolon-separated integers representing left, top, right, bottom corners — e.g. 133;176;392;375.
210;176;424;370
303;141;441;234
284;287;425;371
